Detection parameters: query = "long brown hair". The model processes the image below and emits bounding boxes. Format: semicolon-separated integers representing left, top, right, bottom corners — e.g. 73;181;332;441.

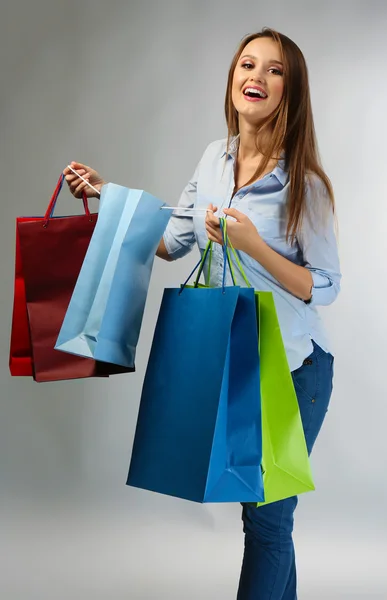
225;28;335;242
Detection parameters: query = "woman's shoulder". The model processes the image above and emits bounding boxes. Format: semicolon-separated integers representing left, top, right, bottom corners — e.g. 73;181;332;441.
304;171;327;189
304;172;333;207
302;171;335;227
200;138;229;161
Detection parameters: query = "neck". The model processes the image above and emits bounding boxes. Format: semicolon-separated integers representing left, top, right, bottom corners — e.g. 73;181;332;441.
237;119;275;161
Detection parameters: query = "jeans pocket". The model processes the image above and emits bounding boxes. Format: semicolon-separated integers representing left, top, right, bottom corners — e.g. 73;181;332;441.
292;349;334;453
291;360;317;403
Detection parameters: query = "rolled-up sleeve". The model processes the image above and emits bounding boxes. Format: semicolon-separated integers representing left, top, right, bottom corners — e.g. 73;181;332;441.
297;178;342;306
163;163;199;260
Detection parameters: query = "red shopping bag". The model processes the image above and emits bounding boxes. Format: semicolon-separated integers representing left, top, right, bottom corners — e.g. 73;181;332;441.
9;174;133;382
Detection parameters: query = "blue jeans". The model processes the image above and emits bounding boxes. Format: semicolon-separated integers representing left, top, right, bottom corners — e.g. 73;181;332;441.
237;341;334;600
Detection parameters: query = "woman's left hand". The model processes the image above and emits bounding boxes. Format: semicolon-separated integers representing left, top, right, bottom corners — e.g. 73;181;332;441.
205;204;262;254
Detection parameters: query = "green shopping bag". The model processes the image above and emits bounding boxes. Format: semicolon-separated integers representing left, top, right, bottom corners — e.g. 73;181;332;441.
205;220;315;506
254;290;315;506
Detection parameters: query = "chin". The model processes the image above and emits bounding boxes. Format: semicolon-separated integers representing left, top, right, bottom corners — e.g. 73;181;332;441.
238;109;270;126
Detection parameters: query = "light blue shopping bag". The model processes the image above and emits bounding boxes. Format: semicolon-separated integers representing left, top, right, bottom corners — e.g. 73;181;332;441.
55;183;171;367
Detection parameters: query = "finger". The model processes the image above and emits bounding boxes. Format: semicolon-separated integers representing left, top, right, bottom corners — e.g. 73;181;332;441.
65;170;87;184
206;227;223;244
70;161;89;170
223;207;243;221
206;213;220;227
70;171;89;184
206;222;220;236
69;168;87;178
65;174;77;185
74;177;92;196
65;170;87;185
207;232;222;244
69;176;90;195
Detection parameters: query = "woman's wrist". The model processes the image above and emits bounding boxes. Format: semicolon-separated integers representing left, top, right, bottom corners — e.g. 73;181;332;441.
243;230;265;257
95;181;107;196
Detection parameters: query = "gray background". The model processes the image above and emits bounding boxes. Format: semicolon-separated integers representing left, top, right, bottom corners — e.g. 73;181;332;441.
1;1;386;598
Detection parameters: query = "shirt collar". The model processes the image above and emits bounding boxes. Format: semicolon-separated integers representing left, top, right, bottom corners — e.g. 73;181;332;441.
220;135;239;159
220;135;288;187
271;157;288;186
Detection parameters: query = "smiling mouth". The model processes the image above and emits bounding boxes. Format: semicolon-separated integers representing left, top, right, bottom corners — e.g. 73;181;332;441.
243;87;268;99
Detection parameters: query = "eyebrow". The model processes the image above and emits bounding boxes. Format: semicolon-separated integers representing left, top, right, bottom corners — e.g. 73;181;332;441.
240;54;283;66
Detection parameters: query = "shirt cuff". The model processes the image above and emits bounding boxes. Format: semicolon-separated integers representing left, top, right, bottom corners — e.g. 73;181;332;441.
311;271;331;289
305;271;338;307
163;231;193;260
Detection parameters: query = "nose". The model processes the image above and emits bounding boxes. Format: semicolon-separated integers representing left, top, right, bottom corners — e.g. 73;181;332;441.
250;73;265;84
250;65;266;84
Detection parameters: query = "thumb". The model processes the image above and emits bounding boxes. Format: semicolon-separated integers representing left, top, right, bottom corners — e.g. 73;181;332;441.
224;207;244;221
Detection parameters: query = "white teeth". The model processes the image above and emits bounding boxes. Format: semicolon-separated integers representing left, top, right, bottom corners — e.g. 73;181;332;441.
244;87;267;98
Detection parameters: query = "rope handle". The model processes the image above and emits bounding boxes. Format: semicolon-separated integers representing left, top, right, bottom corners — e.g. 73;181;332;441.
179;217;253;292
43;173;91;227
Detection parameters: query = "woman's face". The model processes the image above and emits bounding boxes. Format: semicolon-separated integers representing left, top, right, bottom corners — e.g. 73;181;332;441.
231;37;285;126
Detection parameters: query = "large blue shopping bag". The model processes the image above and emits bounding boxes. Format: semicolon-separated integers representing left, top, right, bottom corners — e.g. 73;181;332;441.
56;184;171;368
127;243;264;503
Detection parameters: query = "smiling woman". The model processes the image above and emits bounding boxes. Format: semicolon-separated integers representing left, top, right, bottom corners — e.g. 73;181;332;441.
63;26;341;600
232;40;284;121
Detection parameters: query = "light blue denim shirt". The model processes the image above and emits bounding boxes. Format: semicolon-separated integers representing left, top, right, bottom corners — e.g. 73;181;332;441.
163;138;341;371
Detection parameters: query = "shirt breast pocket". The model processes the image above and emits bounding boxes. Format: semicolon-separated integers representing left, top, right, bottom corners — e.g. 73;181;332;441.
247;197;289;247
247;196;301;262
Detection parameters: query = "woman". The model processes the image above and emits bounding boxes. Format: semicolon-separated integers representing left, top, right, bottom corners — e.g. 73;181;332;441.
65;27;341;600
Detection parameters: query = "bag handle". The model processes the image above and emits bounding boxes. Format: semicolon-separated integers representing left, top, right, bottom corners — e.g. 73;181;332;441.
179;216;253;293
194;217;252;288
224;230;252;289
179;217;231;294
43;173;91;227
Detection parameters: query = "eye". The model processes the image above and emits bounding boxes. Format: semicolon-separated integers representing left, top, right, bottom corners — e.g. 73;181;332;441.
269;67;283;76
241;62;254;69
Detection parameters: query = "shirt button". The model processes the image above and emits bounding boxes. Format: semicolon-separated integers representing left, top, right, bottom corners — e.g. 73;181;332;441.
303;358;313;365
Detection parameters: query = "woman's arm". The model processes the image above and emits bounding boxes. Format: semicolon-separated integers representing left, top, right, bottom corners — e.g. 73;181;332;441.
64;162;198;263
217;207;314;301
156;237;174;261
161;164;201;261
294;193;341;306
238;233;314;301
206;185;341;304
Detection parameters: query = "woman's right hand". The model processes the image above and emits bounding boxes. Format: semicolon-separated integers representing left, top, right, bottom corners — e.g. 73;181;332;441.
63;161;106;199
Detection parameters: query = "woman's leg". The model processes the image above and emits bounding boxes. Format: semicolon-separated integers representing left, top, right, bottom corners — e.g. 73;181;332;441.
237;341;334;600
237;496;298;600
